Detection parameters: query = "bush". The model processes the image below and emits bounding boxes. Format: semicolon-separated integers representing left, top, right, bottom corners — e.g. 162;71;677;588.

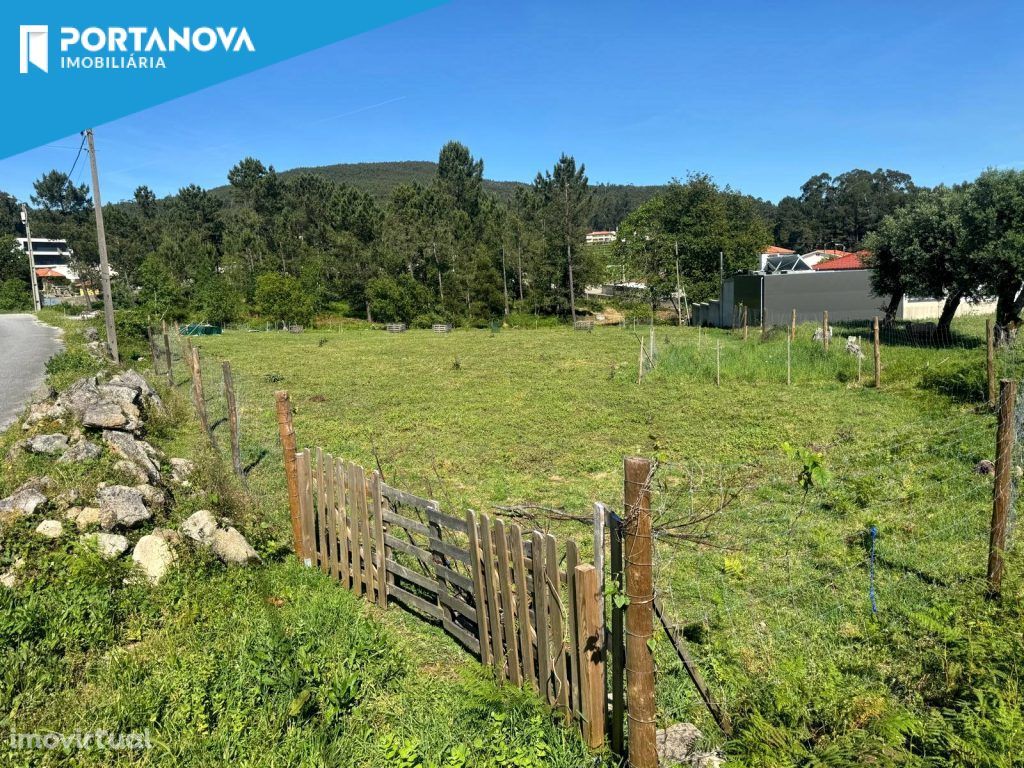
0;279;31;311
366;274;432;324
920;362;987;403
255;273;314;326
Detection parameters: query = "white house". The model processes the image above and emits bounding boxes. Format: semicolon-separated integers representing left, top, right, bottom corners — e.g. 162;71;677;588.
586;230;617;245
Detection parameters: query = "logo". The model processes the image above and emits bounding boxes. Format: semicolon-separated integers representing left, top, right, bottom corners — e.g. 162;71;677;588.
19;25;48;73
17;25;255;73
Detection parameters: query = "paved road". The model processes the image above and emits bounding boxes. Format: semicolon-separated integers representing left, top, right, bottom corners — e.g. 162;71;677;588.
0;314;63;431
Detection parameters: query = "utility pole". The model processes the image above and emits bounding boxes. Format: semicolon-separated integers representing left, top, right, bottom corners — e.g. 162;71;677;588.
20;205;41;311
85;129;119;363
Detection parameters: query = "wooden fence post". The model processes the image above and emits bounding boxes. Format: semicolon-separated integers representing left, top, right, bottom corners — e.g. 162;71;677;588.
742;305;748;340
988;378;1016;597
161;320;174;387
593;503;606;632
275;391;303;559
575;564;605;750
786;335;792;386
873;317;881;388
790;308;796;341
987;319;997;406
222;361;244;481
189;347;215;446
608;509;625;759
623;457;657;768
823;310;830;352
147;325;160;373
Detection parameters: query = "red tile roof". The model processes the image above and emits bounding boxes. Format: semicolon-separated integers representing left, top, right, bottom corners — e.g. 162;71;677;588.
763;245;796;254
811;251;868;271
35;267;64;278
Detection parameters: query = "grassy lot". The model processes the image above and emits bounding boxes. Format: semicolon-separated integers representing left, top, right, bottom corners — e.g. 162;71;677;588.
1;313;594;768
186;315;1022;766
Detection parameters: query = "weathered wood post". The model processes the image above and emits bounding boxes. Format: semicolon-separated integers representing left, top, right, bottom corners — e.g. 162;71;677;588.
823;310;830;352
147;325;161;373
161;320;173;387
987;319;997;406
623;457;657;768
275;391;304;559
189;347;214;446
790;308;797;341
873;317;881;388
786;335;792;386
988;378;1016;597
715;339;721;388
742;305;748;340
608;508;625;758
857;336;863;384
222;361;244;480
575;564;606;749
593;502;606;632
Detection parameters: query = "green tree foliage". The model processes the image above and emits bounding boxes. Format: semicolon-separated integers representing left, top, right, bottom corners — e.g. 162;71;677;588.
31;170;91;215
531;155;593;321
866;187;968;331
774;169;916;251
254;273;314;326
617;174;772;305
959;169;1024;331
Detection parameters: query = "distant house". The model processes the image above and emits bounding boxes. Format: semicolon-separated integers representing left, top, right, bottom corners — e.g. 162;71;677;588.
811;250;868;271
16;238;92;306
691;247;996;327
800;249;855;268
758;245;797;270
586;230;617;245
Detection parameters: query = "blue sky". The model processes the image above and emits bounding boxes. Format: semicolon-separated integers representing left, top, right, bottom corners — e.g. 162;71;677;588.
3;0;1023;204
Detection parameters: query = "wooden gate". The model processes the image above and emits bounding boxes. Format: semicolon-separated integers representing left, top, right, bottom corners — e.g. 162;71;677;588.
293;448;605;742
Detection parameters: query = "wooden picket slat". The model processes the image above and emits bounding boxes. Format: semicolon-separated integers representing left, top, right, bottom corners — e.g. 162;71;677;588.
479;514;504;678
370;471;388;608
380;483;435;512
382;509;433;538
299;451;316;566
427;506;453;629
467;510;491;666
355;465;374;599
494;519;521;686
384;533;434;568
547;533;570;714
532;530;551;705
390;583;444;620
317;448;328;571
386;558;439;594
337;459;351;589
566;538;581;718
347;462;364;593
510;524;537;692
324;451;337;578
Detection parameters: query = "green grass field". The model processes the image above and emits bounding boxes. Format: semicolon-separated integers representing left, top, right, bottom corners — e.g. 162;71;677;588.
4;313;1020;767
184;315;1021;766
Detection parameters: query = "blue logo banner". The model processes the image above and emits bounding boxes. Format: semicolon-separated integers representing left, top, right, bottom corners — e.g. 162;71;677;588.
3;1;445;159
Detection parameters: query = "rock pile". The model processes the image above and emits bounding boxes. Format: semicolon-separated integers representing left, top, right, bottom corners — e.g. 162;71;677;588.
1;368;260;587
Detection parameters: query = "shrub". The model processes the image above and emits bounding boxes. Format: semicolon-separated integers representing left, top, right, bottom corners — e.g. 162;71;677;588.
255;273;314;326
0;279;30;311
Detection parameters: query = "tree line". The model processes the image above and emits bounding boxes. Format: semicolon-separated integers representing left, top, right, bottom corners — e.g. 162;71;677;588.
3;146;1024;334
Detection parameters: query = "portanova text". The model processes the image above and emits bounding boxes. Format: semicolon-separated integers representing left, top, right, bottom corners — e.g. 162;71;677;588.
57;26;254;70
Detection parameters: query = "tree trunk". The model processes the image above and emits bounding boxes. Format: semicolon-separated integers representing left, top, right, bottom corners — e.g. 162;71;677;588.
883;290;904;323
567;242;577;323
936;291;963;341
501;244;510;316
516;247;524;301
995;280;1024;345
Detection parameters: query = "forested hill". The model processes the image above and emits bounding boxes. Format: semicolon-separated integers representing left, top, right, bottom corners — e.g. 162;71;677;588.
212;160;666;230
